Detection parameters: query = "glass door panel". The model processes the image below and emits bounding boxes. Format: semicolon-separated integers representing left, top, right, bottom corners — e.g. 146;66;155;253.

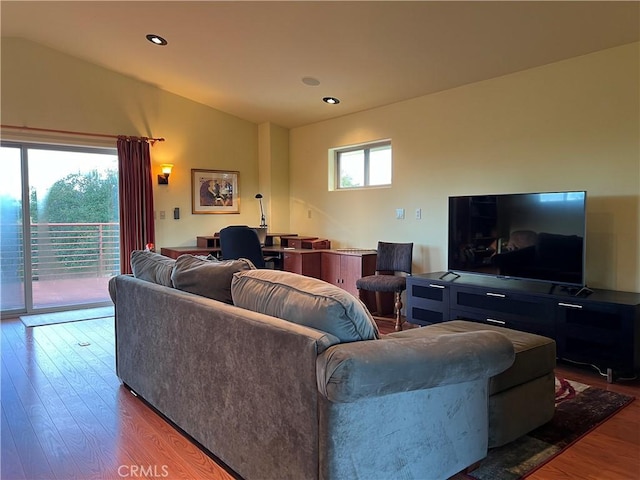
0;146;26;312
27;147;119;309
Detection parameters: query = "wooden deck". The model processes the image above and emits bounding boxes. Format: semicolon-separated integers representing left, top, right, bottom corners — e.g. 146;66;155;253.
1;315;638;480
3;276;113;312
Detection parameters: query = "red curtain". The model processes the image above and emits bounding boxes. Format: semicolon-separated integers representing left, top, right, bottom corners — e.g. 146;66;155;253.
117;137;156;274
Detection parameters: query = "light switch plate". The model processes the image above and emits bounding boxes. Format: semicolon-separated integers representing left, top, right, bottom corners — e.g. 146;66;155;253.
396;208;405;220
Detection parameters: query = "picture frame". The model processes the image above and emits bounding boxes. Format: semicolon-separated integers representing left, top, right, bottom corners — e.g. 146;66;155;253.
191;169;240;214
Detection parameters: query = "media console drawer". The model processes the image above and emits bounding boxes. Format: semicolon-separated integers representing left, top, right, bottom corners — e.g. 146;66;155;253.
451;287;554;335
449;308;555;337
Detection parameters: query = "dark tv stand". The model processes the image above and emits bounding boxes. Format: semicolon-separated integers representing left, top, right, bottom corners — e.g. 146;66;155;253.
406;272;640;382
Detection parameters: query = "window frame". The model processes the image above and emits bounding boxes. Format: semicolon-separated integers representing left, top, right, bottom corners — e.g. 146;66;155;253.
332;140;392;190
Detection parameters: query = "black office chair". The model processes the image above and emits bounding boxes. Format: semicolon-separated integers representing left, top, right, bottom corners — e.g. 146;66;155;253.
219;225;266;268
356;241;413;331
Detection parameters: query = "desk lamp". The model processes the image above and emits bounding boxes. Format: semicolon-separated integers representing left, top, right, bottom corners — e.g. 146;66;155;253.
255;193;267;228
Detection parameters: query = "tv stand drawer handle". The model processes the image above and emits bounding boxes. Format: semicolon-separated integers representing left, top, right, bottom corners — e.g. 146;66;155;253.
486;318;506;325
428;284;445;289
486;292;506;298
558;302;583;309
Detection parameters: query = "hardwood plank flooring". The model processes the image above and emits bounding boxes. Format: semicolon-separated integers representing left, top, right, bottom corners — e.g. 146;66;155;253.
2;315;638;480
1;316;234;480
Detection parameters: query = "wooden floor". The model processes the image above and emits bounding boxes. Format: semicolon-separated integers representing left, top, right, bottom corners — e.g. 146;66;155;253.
1;315;638;480
1;316;234;480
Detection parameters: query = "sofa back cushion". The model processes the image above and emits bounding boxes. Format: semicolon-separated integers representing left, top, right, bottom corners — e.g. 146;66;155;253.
130;250;176;287
231;269;379;342
171;255;254;304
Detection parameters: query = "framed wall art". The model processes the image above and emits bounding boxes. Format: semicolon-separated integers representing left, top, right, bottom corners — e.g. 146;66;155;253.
191;169;240;214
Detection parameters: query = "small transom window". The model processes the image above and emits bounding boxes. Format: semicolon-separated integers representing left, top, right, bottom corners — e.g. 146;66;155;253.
333;141;392;190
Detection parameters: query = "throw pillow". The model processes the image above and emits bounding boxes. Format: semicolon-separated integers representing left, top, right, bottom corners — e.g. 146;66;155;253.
231;269;379;342
130;250;176;287
171;255;255;304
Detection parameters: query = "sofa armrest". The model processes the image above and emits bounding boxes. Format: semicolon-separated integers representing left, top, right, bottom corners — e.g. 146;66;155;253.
108;274;133;304
316;331;514;402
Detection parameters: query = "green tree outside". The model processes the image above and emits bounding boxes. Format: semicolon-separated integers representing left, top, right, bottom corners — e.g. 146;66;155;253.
44;169;119;223
39;169;119;274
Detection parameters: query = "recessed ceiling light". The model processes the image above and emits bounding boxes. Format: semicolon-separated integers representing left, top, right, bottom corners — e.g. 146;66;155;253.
323;97;340;105
302;77;321;86
146;34;168;46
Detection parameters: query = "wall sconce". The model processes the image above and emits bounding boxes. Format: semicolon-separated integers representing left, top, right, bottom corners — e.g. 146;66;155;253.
158;164;173;185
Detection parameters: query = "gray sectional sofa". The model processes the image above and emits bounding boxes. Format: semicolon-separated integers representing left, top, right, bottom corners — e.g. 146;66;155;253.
109;251;516;480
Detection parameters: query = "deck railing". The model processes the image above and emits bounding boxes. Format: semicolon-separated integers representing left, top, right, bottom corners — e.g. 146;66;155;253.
31;222;120;279
1;223;120;281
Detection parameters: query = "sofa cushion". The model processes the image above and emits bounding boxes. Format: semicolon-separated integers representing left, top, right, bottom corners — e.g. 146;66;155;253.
171;255;254;304
130;250;176;287
231;269;380;342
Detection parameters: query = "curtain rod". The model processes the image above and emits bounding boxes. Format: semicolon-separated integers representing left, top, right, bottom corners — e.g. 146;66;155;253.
0;124;165;145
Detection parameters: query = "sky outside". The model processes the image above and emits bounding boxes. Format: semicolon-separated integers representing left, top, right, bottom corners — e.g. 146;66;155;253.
1;146;117;201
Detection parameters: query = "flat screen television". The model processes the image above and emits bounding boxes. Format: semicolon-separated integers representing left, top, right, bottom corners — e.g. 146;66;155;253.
447;191;587;287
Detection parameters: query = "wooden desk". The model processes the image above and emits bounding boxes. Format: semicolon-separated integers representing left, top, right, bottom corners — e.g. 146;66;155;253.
160;246;219;259
159;246;387;314
160;246;376;292
163;232;298;259
197;232;297;248
159;245;310;262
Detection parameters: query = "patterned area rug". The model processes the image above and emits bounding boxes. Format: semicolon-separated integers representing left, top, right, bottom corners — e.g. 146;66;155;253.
20;306;114;327
468;377;634;480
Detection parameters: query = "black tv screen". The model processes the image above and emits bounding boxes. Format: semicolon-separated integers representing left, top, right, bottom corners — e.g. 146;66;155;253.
448;191;587;286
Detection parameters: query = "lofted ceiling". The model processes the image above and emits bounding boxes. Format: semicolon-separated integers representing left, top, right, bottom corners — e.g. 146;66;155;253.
2;1;639;128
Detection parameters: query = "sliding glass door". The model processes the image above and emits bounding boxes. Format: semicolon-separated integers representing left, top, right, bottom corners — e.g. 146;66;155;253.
1;142;120;314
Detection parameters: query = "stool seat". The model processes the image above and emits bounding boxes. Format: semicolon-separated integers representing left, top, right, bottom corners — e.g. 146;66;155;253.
356;274;406;292
418;320;556;447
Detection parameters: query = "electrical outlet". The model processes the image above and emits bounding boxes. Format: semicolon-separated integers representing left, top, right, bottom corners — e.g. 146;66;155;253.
159;211;166;219
396;208;405;220
416;208;422;220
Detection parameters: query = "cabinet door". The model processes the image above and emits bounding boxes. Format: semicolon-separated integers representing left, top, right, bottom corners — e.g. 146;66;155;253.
283;252;322;279
556;300;637;373
321;253;376;295
320;253;341;287
283;252;302;275
321;252;380;311
301;252;322;279
340;255;367;297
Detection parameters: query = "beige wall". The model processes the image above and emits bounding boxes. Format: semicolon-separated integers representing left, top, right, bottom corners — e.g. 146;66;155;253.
1;38;259;249
258;122;290;233
3;38;638;292
290;43;640;292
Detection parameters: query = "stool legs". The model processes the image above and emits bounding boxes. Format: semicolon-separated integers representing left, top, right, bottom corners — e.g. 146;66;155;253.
394;291;403;331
